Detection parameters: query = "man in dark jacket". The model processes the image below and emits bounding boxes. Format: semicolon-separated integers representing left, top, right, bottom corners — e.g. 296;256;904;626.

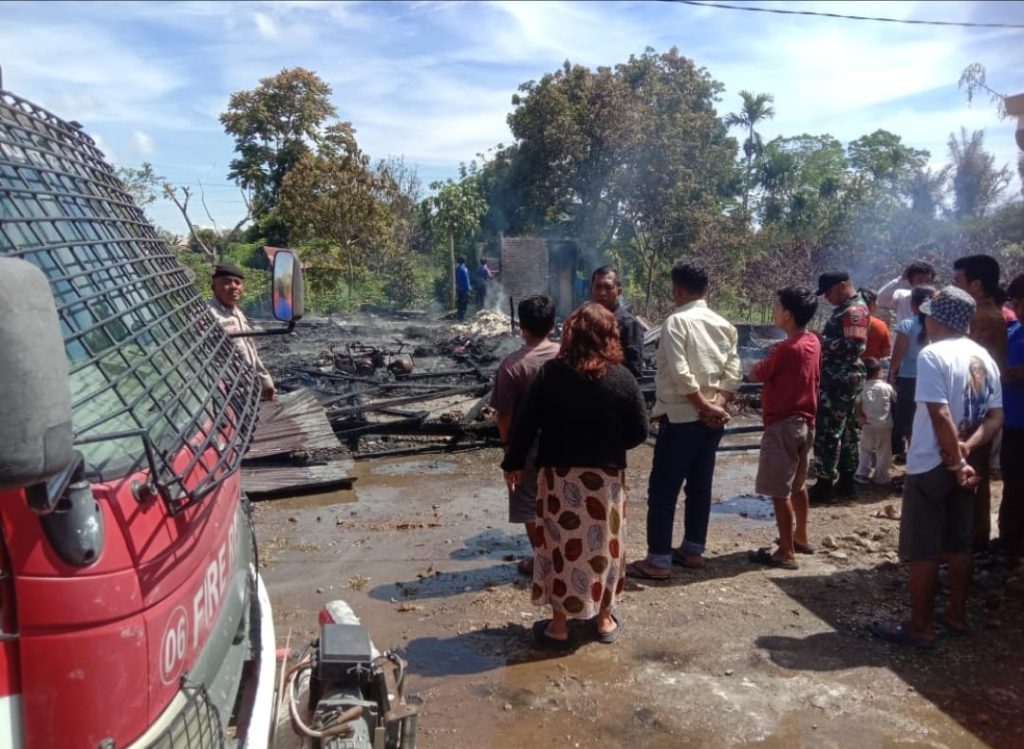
591;266;645;379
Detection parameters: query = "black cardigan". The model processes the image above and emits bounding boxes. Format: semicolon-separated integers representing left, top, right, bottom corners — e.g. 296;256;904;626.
501;359;649;471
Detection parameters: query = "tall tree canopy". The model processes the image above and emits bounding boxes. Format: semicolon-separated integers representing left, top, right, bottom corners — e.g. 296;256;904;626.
947;128;1012;219
220;67;338;225
497;47;740;310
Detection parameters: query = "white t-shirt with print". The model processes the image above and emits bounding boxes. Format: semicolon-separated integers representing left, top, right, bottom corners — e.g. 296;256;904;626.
906;337;1003;475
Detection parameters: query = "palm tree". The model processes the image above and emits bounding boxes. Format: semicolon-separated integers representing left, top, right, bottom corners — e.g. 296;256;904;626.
905;166;949;218
947;128;1011;219
725;91;776;211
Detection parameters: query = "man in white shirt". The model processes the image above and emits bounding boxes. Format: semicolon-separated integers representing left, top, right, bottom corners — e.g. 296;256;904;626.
207;261;276;400
877;260;936;326
870;286;1003;649
626;260;741;580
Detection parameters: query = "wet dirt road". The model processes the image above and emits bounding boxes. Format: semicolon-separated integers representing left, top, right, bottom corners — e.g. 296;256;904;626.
257;444;1024;748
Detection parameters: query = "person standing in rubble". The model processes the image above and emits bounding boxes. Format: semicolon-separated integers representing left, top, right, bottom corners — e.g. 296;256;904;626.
809;271;868;504
878;260;937;326
476;258;497;310
455;256;471;321
492;295;560;579
870;286;1003;648
591;266;645;379
953;254;1008;553
206;261;276;400
502;303;648;648
627;259;742;580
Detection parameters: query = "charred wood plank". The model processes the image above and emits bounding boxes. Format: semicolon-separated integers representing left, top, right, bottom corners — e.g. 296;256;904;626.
325;383;489;417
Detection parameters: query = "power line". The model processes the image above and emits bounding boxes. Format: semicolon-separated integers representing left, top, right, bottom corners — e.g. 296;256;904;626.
673;0;1024;29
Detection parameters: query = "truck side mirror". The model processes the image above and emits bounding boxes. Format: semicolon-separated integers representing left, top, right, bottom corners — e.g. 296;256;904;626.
272;250;305;323
0;258;75;490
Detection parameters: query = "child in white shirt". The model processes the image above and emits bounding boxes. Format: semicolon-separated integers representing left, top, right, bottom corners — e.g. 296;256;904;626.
855;357;897;486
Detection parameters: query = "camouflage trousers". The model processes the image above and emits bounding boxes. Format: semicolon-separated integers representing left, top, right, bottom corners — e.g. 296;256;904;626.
814;385;860;482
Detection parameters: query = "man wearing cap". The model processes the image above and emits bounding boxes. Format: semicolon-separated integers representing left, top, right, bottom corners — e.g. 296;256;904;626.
207;261;276;400
810;271;869;504
870;286;1003;648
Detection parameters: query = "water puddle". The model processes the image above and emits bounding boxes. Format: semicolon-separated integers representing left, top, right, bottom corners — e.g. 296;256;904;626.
371;459;457;477
710;494;775;521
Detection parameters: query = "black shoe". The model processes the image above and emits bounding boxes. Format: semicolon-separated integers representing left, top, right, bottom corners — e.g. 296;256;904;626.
836;472;857;499
809;478;835;505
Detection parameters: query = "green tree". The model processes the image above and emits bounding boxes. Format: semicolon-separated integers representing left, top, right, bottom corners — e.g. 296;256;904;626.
612;49;740;311
499;47;741;314
426;177;486;306
905;166;949;218
278;123;393;302
847;129;929;190
115;162;161;212
946;128;1011;219
724;90;775;211
506;60;635;254
220;67;338;230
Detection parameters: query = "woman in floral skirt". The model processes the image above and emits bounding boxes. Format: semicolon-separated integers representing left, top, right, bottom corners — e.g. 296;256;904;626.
502;303;648;648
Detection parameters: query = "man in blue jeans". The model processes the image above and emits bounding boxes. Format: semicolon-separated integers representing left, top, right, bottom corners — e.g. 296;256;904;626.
627;260;742;579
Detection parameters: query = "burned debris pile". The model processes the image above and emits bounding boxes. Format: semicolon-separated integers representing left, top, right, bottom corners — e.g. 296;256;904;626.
257;309;519;461
248;310;771;477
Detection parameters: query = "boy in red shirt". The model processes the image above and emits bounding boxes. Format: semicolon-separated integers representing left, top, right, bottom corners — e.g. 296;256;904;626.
748;286;822;568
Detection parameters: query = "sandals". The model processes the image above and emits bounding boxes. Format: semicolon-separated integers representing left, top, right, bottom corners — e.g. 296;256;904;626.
749;547;798;570
774;539;816;555
671;549;703;569
594;612;624;644
935;612;970;637
626;559;671;581
869;620;936;649
532;619;572;650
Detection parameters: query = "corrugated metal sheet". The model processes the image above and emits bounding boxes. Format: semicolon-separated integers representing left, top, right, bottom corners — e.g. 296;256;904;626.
246;389;341;459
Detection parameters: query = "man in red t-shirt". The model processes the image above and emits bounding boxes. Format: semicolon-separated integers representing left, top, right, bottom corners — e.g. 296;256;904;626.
747;286;822;568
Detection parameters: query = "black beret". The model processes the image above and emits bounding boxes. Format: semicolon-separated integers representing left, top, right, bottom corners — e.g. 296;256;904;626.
212;261;246;280
815;270;849;296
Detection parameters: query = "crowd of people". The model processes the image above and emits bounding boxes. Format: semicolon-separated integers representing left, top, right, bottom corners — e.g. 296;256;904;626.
492;254;1024;651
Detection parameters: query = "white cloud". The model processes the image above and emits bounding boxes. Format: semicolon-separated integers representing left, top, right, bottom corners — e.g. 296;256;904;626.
253;12;279;39
131;130;155;156
7;0;1020;236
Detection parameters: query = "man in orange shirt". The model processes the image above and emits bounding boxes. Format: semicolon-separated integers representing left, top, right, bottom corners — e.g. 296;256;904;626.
859;287;892;362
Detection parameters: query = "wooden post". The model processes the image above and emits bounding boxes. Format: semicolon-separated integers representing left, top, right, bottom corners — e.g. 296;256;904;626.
449;232;456;307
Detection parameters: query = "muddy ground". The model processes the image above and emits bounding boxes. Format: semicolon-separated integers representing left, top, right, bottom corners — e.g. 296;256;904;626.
257;440;1024;748
253;312;1022;748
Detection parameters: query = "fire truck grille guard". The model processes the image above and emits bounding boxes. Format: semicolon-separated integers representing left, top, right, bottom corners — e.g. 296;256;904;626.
144;683;226;749
0;88;261;514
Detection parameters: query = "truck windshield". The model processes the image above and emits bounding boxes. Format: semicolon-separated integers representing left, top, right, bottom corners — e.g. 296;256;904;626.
0;89;260;511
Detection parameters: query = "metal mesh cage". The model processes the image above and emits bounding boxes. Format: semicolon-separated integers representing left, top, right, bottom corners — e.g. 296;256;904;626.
143;684;226;749
0;88;261;514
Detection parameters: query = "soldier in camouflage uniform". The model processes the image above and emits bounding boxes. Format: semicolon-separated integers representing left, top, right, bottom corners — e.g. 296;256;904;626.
810;271;868;503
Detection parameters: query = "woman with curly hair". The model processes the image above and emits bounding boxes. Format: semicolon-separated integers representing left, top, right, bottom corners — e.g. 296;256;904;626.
502;302;649;649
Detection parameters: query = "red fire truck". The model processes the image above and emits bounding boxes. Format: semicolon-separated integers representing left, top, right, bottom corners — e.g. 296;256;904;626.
0;87;298;746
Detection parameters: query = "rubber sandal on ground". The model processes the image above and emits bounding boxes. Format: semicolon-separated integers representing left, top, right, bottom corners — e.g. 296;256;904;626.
625;560;671;581
532;619;572;650
748;547;798;570
868;620;936;649
594;612;625;644
935;612;970;637
774;539;816;555
671;550;703;569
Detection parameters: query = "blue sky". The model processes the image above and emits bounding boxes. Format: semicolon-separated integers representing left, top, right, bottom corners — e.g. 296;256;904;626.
2;0;1022;235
